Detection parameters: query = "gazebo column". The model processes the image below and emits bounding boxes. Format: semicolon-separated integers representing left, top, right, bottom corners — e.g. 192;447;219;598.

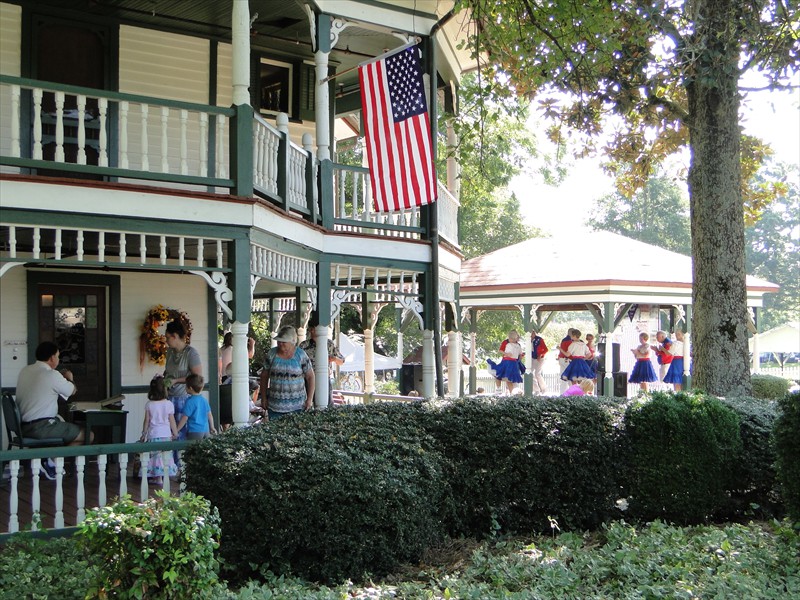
228;236;252;426
364;327;375;394
601;301;615;398
447;330;461;397
684;304;693;389
522;304;534;396
469;308;478;394
314;260;332;408
751;307;760;373
422;329;435;399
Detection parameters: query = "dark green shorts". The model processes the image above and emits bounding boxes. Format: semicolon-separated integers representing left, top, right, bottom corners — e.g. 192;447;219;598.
22;418;80;444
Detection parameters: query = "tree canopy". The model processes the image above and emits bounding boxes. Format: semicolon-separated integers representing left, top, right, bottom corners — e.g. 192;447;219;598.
458;0;799;395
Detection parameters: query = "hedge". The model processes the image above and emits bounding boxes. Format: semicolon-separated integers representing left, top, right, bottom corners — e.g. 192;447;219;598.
183;404;451;584
623;391;742;524
751;374;792;400
774;391;800;520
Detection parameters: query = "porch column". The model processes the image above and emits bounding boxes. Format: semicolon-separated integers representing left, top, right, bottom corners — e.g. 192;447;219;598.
314;325;331;409
231;0;250;106
447;330;461;397
422;329;435;399
314;16;332;161
364;328;375;394
230;321;250;425
522;304;533;395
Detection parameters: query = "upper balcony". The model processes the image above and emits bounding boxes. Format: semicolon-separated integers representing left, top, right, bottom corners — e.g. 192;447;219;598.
0;75;460;249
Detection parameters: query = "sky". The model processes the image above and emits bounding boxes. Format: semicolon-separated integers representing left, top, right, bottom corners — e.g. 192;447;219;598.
510;84;800;235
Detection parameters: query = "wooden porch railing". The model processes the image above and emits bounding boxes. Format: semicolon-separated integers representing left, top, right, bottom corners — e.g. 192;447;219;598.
0;75;457;244
0;440;193;538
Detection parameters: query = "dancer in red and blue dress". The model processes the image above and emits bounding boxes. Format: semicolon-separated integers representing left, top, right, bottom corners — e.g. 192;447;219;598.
650;330;674;381
662;329;685;391
629;332;658;392
561;329;595;382
487;330;524;395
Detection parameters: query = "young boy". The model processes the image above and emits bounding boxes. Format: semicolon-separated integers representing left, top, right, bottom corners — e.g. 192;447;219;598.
177;373;216;439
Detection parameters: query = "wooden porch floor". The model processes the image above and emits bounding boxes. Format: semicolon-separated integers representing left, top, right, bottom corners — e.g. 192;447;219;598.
1;459;181;534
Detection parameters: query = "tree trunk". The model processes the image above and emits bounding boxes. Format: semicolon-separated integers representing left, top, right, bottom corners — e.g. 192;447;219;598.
686;0;752;396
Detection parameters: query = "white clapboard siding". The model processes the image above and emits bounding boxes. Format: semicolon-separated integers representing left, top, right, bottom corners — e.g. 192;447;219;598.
0;265;26;451
119;26;210;177
216;42;233;109
0;3;21;165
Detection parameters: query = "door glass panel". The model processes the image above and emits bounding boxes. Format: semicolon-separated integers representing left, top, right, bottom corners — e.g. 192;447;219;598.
86;307;98;328
55;294;69;306
55;306;86;366
42;294;54;307
87;294;97;306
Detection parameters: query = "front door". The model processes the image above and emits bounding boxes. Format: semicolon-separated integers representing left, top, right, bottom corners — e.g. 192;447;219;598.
36;284;108;403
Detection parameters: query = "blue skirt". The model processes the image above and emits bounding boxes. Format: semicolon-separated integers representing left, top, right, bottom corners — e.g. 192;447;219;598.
663;358;684;384
561;358;595;381
487;358;524;383
629;360;657;383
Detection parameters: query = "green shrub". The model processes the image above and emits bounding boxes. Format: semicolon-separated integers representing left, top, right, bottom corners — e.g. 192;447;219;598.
78;491;221;599
751;374;792;399
420;396;624;537
0;534;98;599
718;396;782;519
183;405;452;584
623;391;743;524
774;391;800;521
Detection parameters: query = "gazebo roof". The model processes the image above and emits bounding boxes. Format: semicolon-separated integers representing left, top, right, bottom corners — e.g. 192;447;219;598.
460;231;778;310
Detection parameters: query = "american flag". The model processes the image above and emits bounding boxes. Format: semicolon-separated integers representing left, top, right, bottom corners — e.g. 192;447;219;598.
359;44;437;213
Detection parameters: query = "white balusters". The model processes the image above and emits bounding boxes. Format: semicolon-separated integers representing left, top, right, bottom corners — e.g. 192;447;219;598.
55;228;62;260
76;456;86;523
77;229;84;261
119;453;129;498
30;458;42;531
77;94;87;165
120;101;129;169
98;231;105;262
200;112;208;176
161;106;170;173
162;452;171;495
54;457;65;529
119;232;127;263
180;109;188;175
8;460;20;533
196;238;204;267
54;91;65;162
97;455;107;507
160;235;167;265
32;88;43;160
141;103;150;171
9;225;16;258
10;85;20;157
216;239;223;269
33;226;41;259
140;452;150;499
178;236;185;265
216;114;226;178
139;233;147;264
98;98;108;167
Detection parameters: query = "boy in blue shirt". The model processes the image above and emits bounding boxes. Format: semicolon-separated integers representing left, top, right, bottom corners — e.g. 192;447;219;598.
177;373;216;439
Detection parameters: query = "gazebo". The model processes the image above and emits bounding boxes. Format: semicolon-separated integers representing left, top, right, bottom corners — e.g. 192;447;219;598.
459;231;779;396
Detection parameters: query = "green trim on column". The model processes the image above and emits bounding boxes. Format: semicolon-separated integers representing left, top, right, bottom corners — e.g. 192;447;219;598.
26;271;122;396
229;236;252;323
317;259;332;327
231;103;254;197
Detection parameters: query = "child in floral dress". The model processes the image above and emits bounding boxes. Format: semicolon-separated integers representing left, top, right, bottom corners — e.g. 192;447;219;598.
139;375;178;484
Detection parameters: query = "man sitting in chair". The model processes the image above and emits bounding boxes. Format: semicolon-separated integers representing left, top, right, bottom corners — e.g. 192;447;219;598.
16;342;91;459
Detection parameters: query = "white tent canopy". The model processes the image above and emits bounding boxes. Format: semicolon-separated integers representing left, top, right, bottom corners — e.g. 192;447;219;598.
338;334;402;372
750;322;800;354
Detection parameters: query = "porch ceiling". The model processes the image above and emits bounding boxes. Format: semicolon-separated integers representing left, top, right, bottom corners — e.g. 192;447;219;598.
21;0;468;92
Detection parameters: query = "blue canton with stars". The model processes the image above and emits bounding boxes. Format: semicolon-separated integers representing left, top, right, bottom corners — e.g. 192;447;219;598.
385;47;427;122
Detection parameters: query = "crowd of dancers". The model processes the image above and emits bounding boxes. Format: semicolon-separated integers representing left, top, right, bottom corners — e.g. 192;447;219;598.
486;327;686;396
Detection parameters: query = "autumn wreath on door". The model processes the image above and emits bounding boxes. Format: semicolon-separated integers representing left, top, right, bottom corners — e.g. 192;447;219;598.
139;305;193;369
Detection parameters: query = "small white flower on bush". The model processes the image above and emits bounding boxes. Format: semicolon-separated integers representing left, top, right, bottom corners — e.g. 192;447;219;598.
615;498;629;511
